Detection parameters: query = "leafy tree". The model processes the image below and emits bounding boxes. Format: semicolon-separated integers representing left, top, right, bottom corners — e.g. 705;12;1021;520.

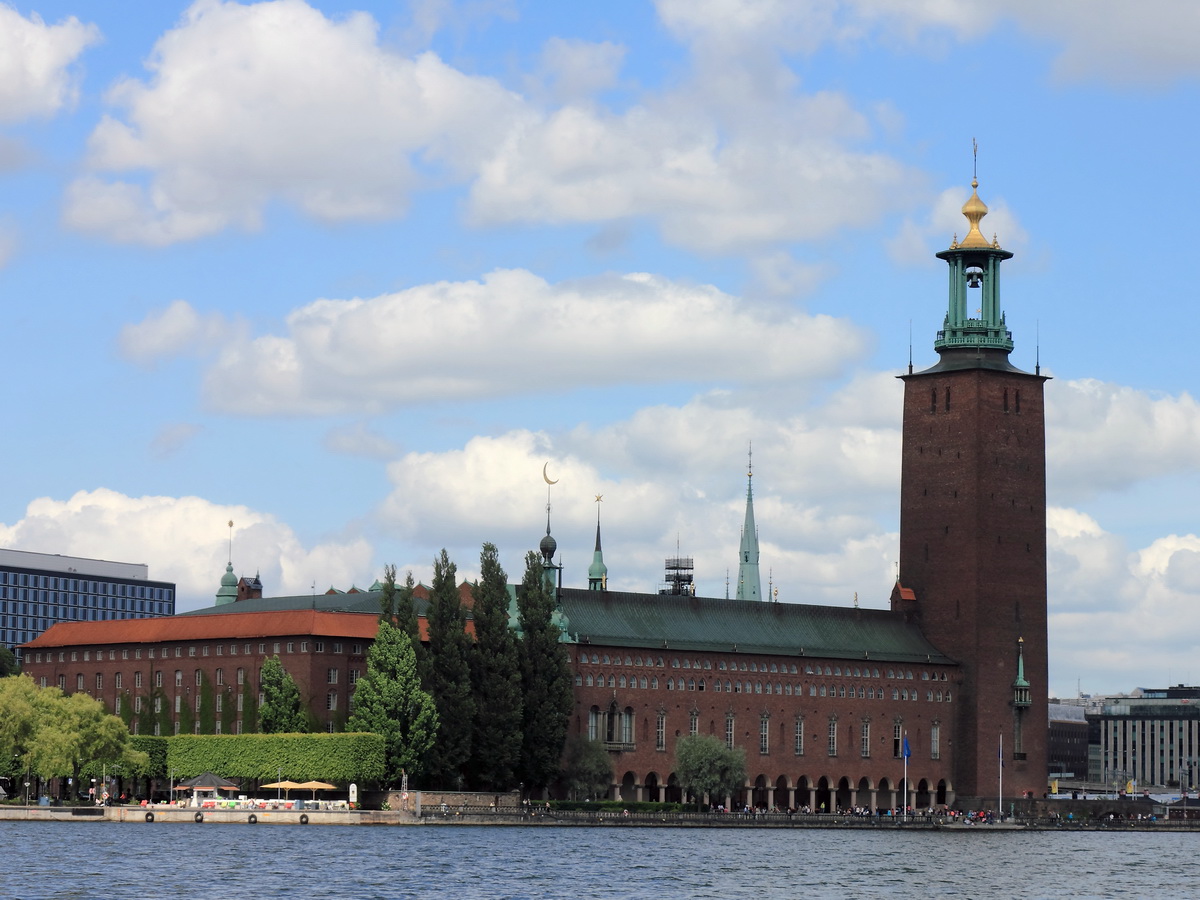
0;645;18;677
197;673;216;734
241;680;259;734
424;549;475;788
561;735;612;801
517;550;573;792
465;542;523;791
674;734;747;807
258;656;307;733
347;619;438;785
0;676;146;788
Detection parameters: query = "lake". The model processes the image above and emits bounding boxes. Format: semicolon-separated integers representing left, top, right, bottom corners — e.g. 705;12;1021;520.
3;822;1196;899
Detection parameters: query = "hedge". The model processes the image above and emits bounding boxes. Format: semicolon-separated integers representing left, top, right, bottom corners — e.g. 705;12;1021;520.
166;732;385;783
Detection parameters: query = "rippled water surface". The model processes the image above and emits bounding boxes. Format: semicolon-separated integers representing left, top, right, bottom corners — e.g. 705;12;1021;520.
4;822;1198;899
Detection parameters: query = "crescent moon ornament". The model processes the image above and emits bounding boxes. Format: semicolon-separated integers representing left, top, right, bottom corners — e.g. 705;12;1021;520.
542;462;559;485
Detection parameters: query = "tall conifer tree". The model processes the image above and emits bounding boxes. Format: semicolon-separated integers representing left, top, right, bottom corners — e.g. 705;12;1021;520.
348;619;438;784
424;549;474;789
517;550;573;793
466;542;523;791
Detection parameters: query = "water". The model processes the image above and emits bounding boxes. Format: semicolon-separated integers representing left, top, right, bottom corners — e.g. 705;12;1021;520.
3;822;1197;899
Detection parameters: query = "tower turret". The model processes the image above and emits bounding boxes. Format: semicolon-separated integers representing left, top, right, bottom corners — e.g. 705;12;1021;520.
588;494;608;591
735;448;762;602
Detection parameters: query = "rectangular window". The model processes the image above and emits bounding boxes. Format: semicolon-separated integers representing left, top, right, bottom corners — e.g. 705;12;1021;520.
588;707;598;741
57;674;66;690
135;671;142;688
931;724;941;760
216;668;224;686
216;645;223;656
315;641;325;653
689;710;698;736
237;667;245;686
115;673;123;690
861;722;871;758
175;670;182;687
300;641;308;653
95;673;103;691
195;669;202;686
327;692;338;711
893;722;903;758
216;694;223;713
153;697;161;713
760;716;770;755
114;695;122;715
202;646;209;657
174;695;181;713
656;713;666;751
135;696;142;713
273;642;280;654
795;718;804;756
725;714;735;750
237;693;244;712
828;719;838;757
327;668;338;685
287;642;294;653
188;646;196;657
155;671;163;688
349;669;360;685
333;642;343;654
76;674;84;691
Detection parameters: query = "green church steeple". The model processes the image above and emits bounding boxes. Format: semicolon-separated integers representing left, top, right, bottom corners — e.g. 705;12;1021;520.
735;448;762;602
587;494;608;591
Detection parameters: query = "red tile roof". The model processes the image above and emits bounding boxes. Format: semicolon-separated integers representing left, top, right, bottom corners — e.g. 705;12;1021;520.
21;609;380;649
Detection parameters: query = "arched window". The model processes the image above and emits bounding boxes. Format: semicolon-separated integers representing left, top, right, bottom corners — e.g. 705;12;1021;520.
618;675;627;688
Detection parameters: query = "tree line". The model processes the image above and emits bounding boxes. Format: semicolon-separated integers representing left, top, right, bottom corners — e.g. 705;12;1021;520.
348;545;574;794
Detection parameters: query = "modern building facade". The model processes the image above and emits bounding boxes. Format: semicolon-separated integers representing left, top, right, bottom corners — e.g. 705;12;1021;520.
1092;685;1200;792
0;548;175;664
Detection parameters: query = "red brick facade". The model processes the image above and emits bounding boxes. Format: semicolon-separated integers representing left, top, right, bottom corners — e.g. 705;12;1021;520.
896;359;1049;798
569;645;959;810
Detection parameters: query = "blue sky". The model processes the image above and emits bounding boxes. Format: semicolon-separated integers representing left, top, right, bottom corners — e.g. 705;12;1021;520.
2;0;1199;699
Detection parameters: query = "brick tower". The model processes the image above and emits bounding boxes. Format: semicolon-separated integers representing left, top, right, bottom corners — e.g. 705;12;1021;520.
893;176;1048;802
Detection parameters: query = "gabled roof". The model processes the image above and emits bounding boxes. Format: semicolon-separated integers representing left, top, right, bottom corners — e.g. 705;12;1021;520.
21;608;379;649
559;588;954;664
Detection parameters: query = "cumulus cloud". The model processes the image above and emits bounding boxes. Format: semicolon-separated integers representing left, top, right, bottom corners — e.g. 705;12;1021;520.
0;488;373;613
0;6;98;123
534;37;627;103
119;299;238;366
1047;379;1200;501
198;268;870;415
64;0;520;244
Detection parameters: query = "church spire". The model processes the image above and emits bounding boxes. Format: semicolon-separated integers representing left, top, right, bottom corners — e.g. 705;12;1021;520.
735;446;763;601
588;494;608;591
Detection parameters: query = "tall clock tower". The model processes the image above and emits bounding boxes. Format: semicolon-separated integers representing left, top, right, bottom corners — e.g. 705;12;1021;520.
894;177;1048;801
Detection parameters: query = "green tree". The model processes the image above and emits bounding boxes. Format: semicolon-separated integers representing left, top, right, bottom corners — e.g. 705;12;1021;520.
561;735;612;801
0;645;18;677
424;549;474;788
258;656;307;733
465;542;523;791
378;563;398;622
674;734;747;807
517;550;573;792
197;673;216;734
347;619;439;785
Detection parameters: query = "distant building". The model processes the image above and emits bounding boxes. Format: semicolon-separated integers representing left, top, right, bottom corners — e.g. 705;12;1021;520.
1091;685;1200;792
0;548;175;664
1047;703;1089;783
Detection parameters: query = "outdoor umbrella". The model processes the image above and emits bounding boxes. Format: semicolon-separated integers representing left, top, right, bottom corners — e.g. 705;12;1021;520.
261;780;304;798
297;780;336;800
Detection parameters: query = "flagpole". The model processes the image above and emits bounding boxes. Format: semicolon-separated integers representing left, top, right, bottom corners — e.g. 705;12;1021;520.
902;730;910;822
998;731;1003;821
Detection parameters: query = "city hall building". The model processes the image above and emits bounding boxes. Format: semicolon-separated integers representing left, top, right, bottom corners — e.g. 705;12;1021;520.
23;178;1049;807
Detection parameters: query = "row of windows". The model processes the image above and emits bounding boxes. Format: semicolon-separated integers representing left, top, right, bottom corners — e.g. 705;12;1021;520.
928;386;1022;414
0;570;172;598
577;671;952;704
32;641;363;665
597;707;943;761
577;651;947;683
49;667;360;693
0;592;171;613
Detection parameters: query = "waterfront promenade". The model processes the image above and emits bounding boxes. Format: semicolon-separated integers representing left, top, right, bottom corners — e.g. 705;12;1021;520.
0;802;1194;830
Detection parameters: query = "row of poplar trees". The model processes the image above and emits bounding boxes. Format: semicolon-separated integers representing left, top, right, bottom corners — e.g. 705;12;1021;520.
348;544;573;795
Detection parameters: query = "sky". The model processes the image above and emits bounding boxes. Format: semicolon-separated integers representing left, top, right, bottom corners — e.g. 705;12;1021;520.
1;0;1198;700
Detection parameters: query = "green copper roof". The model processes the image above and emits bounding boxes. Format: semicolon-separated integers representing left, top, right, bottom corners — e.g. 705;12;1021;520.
558;588;953;664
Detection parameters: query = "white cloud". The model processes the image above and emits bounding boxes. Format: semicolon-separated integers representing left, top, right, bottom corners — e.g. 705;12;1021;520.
887;184;1028;266
0;488;373;613
198;268;870;415
0;6;98;123
64;0;520;244
1047;379;1200;501
119;299;238;365
324;422;403;460
535;37;627;104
